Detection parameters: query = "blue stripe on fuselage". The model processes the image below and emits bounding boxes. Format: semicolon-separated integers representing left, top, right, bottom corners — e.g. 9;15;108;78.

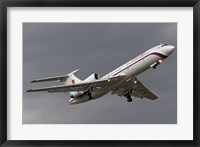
112;52;167;76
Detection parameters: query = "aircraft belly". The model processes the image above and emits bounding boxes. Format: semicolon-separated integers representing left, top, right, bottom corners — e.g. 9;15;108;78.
69;95;89;104
69;88;111;104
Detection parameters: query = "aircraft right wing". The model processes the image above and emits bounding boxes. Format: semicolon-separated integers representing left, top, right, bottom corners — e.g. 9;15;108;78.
111;77;158;100
27;75;125;93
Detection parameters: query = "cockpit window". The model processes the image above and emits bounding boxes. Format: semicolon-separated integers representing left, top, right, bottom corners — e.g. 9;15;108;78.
161;44;168;47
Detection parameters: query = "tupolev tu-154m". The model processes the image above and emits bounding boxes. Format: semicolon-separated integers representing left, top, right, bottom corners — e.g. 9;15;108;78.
27;44;175;104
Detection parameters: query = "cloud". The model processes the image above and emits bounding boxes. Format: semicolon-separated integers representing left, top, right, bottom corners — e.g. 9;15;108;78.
23;23;177;124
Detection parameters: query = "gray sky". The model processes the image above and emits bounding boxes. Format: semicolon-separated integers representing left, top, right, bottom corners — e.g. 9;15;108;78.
23;23;177;124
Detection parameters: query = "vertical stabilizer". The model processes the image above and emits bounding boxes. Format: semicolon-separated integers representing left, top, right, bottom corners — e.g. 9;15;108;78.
65;74;82;85
65;69;82;97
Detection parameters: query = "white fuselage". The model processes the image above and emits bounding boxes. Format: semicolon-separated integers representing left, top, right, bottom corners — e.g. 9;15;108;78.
69;44;175;104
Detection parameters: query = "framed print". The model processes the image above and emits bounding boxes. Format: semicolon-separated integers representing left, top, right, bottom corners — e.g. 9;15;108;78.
0;0;199;146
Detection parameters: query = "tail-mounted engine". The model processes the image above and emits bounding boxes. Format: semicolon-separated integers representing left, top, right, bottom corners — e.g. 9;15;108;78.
84;73;99;82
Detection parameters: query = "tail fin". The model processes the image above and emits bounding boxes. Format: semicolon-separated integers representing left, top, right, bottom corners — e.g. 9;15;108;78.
65;74;82;85
65;70;82;97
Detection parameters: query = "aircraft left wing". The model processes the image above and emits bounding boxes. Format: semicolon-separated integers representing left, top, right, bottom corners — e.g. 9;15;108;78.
27;75;125;93
111;77;158;100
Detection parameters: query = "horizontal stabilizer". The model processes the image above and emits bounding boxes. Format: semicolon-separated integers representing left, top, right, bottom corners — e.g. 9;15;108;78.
31;69;79;83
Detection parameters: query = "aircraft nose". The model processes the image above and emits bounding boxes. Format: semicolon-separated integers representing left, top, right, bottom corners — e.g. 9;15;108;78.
168;45;175;51
165;45;175;55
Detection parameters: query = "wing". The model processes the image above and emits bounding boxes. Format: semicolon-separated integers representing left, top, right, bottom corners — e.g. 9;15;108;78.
30;69;79;83
111;77;158;100
27;75;125;93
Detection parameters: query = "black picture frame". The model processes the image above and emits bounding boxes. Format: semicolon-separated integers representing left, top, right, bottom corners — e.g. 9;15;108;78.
0;0;199;146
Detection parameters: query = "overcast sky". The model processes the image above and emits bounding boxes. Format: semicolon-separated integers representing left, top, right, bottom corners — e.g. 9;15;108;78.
23;23;177;124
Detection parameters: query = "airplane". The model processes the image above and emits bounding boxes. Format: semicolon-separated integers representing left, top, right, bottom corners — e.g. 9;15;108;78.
27;44;175;105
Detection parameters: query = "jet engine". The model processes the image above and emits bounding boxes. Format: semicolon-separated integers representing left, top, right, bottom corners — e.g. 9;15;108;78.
84;73;99;82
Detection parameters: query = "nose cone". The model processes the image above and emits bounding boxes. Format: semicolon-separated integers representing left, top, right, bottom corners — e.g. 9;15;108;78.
165;45;175;55
168;45;175;51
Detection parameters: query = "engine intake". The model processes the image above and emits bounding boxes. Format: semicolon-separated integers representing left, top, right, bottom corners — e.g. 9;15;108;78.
84;73;99;82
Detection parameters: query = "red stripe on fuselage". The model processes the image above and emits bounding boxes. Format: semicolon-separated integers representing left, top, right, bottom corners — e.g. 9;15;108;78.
113;52;167;76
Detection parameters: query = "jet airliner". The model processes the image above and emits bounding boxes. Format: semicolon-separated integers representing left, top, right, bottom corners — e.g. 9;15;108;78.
27;44;175;104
